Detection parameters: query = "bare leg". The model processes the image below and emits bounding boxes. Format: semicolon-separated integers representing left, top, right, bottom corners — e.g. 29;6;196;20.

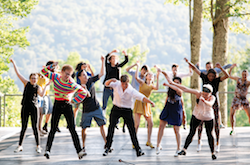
230;107;236;131
100;125;107;144
82;128;87;148
134;113;141;134
173;126;181;150
38;107;43;131
157;120;167;148
243;106;250;124
145;116;153;144
45;114;51;123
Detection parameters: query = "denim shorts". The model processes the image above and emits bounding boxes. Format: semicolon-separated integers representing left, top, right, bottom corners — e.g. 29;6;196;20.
80;106;106;129
39;96;53;115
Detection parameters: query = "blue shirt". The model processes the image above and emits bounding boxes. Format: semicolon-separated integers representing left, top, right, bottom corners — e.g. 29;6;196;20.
128;70;145;91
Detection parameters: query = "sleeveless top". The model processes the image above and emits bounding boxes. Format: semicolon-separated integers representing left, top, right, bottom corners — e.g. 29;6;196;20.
235;78;248;99
21;82;39;106
133;83;154;117
192;96;215;121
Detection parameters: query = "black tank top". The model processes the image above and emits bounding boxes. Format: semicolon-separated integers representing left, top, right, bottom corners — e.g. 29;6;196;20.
21;82;39;106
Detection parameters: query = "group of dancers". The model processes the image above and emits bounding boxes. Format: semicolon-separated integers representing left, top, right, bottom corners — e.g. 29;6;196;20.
9;49;250;160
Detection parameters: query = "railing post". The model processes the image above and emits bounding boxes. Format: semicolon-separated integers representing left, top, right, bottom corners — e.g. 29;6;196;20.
3;94;5;127
0;95;1;127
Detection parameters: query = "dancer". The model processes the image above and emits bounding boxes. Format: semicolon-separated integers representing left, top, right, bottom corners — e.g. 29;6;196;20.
42;62;87;159
102;50;128;111
197;61;232;75
170;81;217;160
228;64;250;135
156;71;184;156
103;75;155;157
133;62;159;149
123;62;149;133
73;62;94;123
41;61;61;133
10;58;49;153
166;63;193;80
185;58;229;153
78;56;107;155
126;62;149;91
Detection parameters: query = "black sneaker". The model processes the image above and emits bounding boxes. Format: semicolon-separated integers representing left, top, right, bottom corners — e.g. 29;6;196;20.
178;150;186;156
103;148;109;156
56;127;61;132
212;154;217;160
43;125;48;133
44;151;50;159
136;149;145;157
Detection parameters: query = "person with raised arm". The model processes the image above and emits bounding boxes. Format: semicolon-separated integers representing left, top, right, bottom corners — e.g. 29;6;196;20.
10;58;49;154
41;61;87;159
166;63;193;80
197;61;232;75
184;58;229;153
156;70;184;157
169;80;217;160
133;62;160;149
103;75;155;157
77;56;107;155
72;62;94;122
228;64;250;135
102;50;128;111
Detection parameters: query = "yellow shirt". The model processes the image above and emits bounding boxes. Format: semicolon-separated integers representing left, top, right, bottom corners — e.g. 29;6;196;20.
37;75;50;96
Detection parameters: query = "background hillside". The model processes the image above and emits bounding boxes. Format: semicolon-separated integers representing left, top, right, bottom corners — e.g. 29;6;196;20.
5;0;250;91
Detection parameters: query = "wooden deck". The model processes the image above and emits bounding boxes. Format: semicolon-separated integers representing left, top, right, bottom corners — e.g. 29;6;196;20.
0;126;249;165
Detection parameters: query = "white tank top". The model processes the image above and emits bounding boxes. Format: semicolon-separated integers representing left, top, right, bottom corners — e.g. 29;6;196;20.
193;96;215;121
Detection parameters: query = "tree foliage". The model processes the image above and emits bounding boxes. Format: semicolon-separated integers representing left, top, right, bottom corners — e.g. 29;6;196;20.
0;0;38;75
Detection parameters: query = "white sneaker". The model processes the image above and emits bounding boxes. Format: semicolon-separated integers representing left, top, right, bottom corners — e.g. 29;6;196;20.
197;143;202;152
156;146;162;155
174;150;181;157
78;148;87;159
215;144;220;153
14;146;23;153
36;146;42;153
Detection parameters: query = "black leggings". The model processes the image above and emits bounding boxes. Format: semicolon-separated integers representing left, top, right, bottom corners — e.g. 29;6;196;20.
19;104;40;146
106;105;140;151
46;100;81;153
184;115;214;153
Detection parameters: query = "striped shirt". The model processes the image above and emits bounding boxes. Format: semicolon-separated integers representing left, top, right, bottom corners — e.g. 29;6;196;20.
41;64;87;104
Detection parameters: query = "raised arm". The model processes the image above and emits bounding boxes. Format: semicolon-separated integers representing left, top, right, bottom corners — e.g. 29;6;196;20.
117;50;128;67
87;64;94;77
163;83;182;96
41;62;58;81
126;63;137;73
105;78;117;87
37;81;51;97
161;70;172;84
98;55;105;78
184;58;201;76
10;58;28;86
215;63;229;81
228;64;239;81
171;81;200;97
135;62;144;85
152;68;160;90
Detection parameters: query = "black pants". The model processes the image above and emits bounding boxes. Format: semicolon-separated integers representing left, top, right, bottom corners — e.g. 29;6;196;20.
184;115;214;153
19;104;40;146
46;100;81;153
105;105;141;151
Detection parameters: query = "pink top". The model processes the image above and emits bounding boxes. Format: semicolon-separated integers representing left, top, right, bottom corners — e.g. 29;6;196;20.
193;95;215;121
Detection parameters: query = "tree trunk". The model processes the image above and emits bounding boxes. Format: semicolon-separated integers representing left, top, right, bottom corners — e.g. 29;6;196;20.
212;0;230;126
190;0;202;111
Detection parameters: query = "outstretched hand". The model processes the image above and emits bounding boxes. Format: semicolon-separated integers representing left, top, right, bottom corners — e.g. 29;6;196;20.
184;58;189;63
215;63;222;69
163;82;168;86
231;63;237;68
151;102;155;107
122;50;127;56
101;55;105;61
9;58;14;63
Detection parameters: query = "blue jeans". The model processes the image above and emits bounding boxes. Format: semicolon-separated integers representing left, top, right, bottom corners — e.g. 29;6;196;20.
102;87;113;110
